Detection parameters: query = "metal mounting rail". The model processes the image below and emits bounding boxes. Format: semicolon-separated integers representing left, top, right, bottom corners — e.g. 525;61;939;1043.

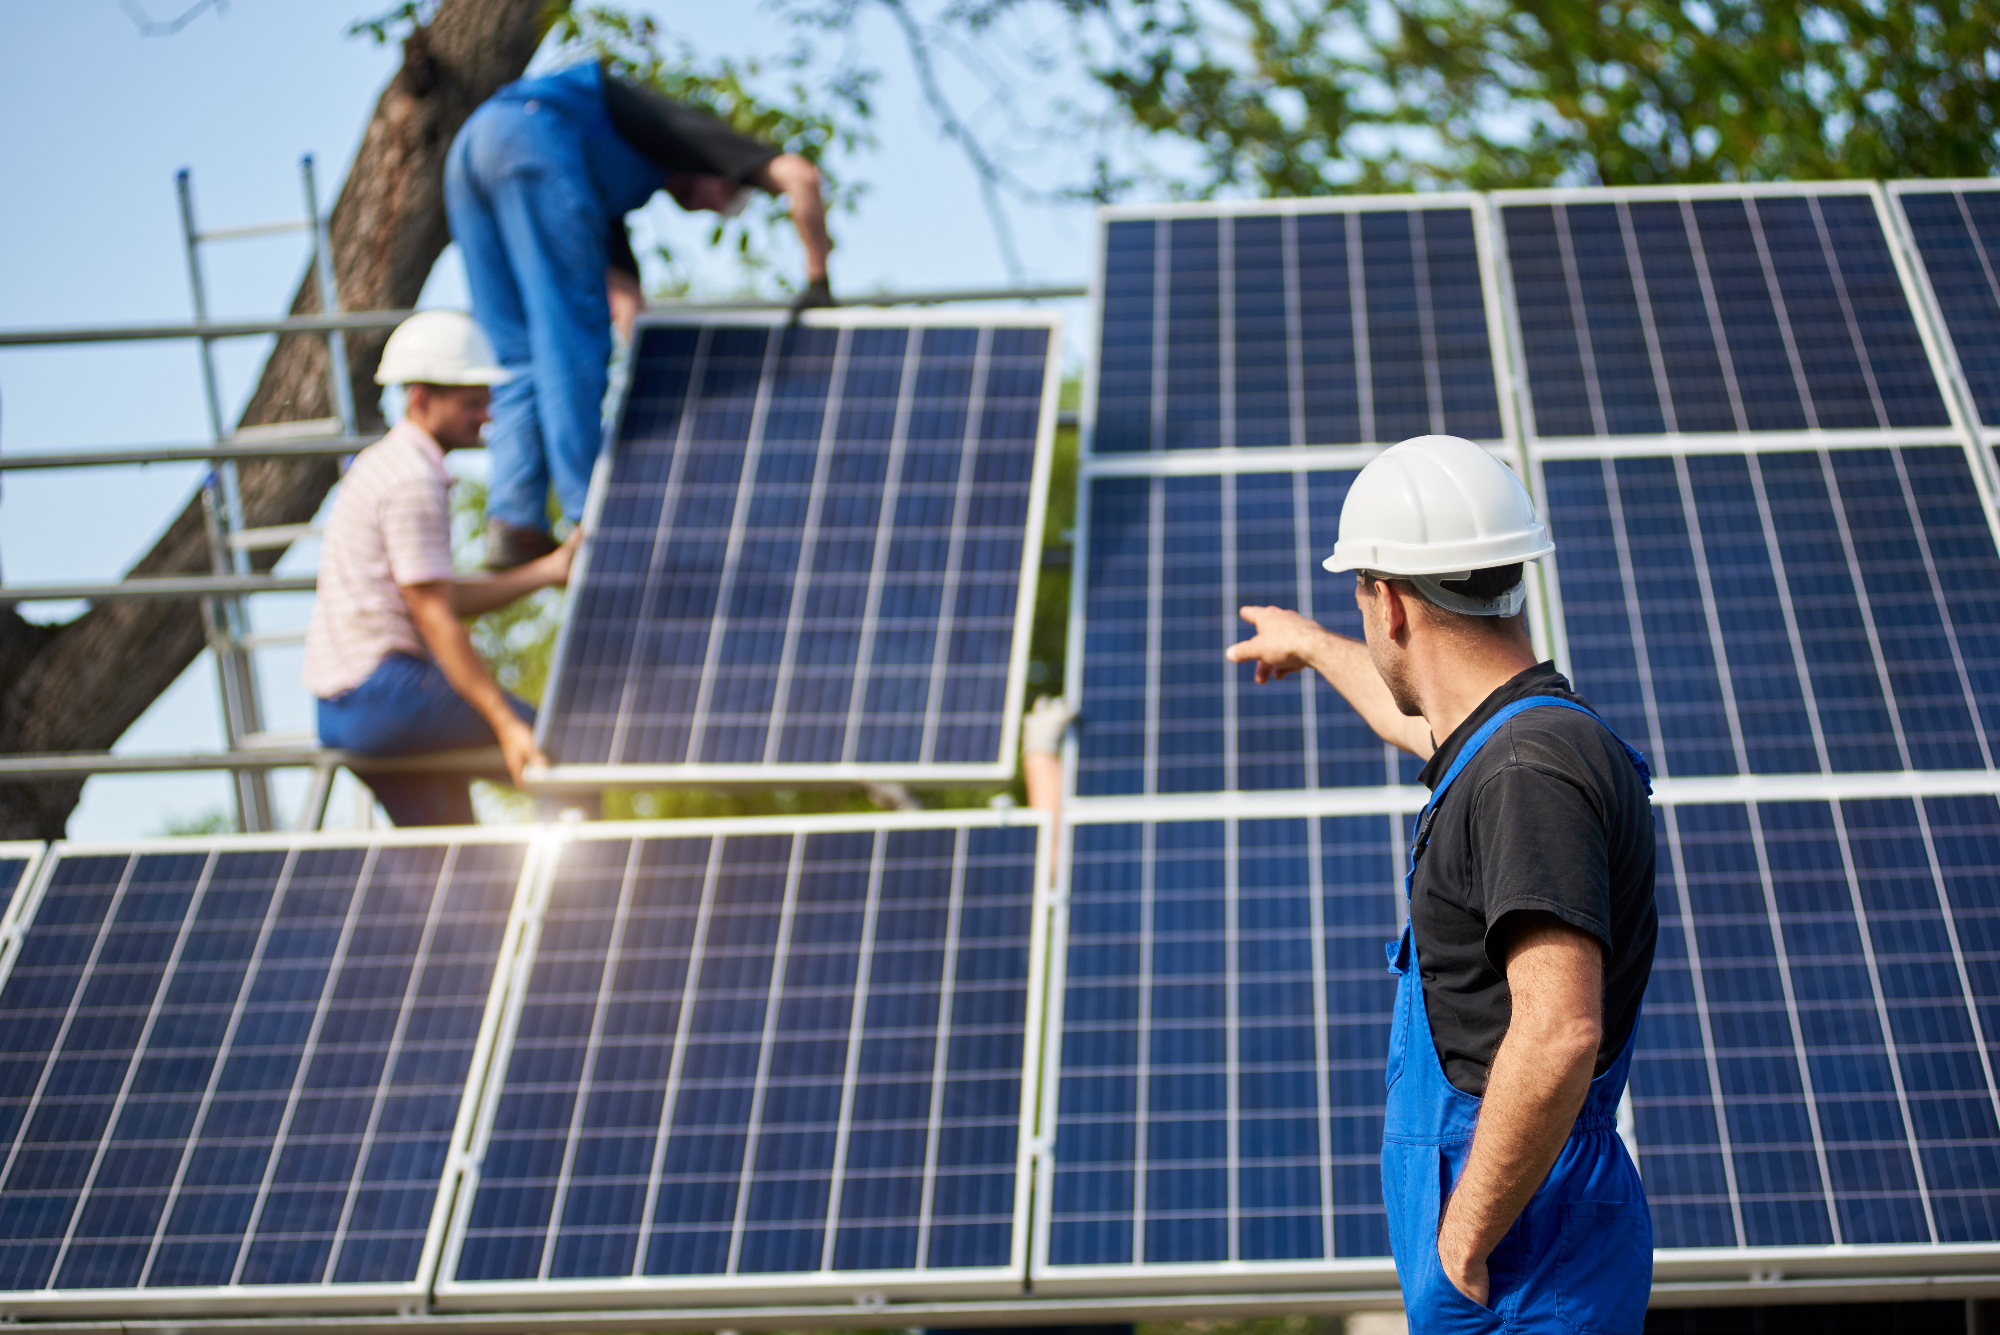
0;284;1086;350
0;574;317;604
0;436;374;471
0;746;503;780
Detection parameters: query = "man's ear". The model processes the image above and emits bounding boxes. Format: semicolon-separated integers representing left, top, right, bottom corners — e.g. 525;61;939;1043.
1378;578;1412;641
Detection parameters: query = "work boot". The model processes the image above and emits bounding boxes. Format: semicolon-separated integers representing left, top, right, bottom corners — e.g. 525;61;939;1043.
484;519;559;571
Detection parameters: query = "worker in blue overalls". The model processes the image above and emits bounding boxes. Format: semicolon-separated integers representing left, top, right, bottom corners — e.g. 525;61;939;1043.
1227;434;1657;1332
445;60;834;569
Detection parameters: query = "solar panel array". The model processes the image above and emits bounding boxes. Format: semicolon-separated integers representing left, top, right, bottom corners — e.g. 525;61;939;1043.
0;832;531;1315
439;816;1045;1307
1053;184;2000;1293
0;813;1047;1317
538;312;1059;786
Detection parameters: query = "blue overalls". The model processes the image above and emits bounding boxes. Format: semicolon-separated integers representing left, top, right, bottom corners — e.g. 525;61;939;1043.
444;62;663;530
1384;697;1654;1333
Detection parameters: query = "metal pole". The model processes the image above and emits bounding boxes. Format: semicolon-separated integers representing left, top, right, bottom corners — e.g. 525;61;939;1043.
176;168;273;833
299;155;358;437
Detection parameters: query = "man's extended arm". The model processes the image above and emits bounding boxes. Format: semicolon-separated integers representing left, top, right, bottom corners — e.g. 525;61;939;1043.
1226;605;1433;756
1435;916;1604;1307
398;535;578;783
752;153;830;282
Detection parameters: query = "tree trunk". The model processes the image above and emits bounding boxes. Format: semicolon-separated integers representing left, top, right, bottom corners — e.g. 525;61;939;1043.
0;0;554;839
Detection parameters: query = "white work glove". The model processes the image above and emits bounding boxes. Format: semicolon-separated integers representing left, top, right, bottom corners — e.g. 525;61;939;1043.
1021;695;1077;756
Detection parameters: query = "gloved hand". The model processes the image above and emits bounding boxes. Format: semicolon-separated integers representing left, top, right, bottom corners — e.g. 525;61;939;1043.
1021;695;1077;756
791;276;836;315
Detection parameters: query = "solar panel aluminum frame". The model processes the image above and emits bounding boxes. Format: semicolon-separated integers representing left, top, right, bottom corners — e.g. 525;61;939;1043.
1487;181;1979;462
0;827;546;1319
527;308;1065;793
433;809;1053;1311
1888;178;2000;460
1081;192;1527;461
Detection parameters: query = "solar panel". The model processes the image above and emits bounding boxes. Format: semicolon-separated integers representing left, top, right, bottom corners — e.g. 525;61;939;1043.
437;812;1048;1308
0;831;533;1317
537;311;1060;786
1039;794;2000;1294
1089;201;1507;455
1036;806;1408;1293
1541;445;2000;780
1499;188;1952;440
1070;461;1433;797
1893;181;2000;431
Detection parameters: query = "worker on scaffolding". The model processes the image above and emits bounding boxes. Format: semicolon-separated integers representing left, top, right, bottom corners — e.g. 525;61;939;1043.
445;60;834;570
304;311;577;826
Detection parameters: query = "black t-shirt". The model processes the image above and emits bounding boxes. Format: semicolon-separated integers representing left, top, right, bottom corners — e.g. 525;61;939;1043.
600;70;780;278
1410;662;1657;1096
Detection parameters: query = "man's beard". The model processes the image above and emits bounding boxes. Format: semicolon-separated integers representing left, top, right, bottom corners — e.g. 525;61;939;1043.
1369;638;1424;718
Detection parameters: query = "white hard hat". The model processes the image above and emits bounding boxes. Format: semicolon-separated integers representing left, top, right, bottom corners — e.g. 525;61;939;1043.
374;310;511;386
1323;435;1552;614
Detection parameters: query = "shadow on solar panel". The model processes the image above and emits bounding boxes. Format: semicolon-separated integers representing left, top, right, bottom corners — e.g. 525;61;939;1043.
0;830;536;1317
535;310;1062;790
435;811;1048;1308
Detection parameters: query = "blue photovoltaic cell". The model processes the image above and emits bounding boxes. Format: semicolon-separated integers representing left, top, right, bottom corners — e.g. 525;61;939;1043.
542;319;1050;773
1047;815;1400;1269
1635;797;2000;1249
1502;194;1949;437
0;855;30;910
450;822;1038;1289
1544;446;2000;779
0;838;523;1300
1899;187;2000;427
1074;469;1425;797
1092;208;1502;454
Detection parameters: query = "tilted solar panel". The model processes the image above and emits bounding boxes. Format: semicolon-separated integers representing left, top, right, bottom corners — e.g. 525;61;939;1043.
1640;793;2000;1254
0;831;533;1317
1071;462;1428;797
437;812;1047;1308
1499;188;1952;440
1894;181;2000;431
1090;201;1506;455
1038;796;2000;1294
1037;808;1407;1293
1542;445;2000;780
537;311;1059;786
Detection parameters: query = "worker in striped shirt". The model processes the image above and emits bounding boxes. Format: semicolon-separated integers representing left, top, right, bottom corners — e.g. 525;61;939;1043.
304;311;577;825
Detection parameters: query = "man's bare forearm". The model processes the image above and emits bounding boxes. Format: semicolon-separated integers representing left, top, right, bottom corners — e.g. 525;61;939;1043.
756;155;830;281
1298;628;1432;756
448;546;569;618
1437;923;1602;1296
409;596;519;736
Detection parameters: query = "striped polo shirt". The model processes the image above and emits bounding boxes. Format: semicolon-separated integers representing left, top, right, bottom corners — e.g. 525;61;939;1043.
302;420;457;698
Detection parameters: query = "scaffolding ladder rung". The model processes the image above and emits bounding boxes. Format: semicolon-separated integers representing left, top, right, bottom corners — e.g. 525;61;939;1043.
193;217;312;243
237;628;307;650
226;524;320;550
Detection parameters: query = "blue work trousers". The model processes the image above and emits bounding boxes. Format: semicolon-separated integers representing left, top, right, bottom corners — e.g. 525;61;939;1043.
316;654;534;827
445;94;617;530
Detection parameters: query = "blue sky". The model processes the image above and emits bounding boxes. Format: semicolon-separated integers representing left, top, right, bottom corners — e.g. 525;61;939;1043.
1;1;1099;838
